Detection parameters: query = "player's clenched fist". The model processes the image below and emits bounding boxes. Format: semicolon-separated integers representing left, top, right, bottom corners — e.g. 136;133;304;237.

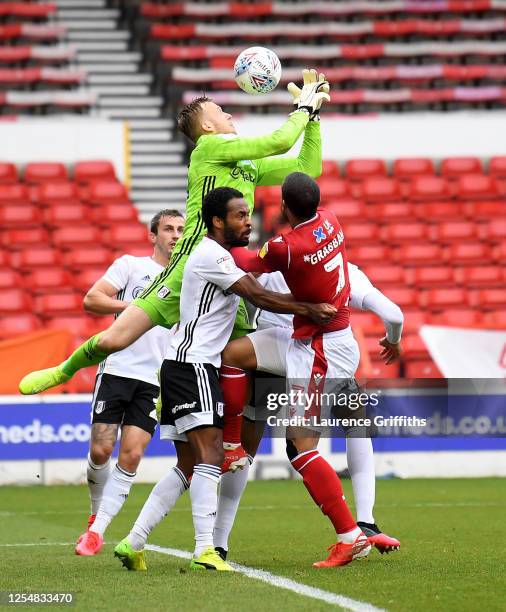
379;336;402;365
287;68;330;120
303;302;337;326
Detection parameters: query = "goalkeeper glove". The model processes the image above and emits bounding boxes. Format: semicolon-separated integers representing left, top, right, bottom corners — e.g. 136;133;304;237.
287;68;330;121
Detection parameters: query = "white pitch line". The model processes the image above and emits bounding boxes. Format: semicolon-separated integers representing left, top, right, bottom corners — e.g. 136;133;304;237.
0;542;74;547
146;544;385;612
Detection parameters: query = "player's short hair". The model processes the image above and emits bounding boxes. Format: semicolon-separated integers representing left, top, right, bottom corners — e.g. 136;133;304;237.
282;172;320;219
177;96;211;143
150;209;185;234
202;187;243;232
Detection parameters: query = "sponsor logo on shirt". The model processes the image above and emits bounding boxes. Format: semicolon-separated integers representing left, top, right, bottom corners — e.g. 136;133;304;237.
132;286;144;299
313;226;326;244
303;230;345;265
217;255;235;274
230;165;255;183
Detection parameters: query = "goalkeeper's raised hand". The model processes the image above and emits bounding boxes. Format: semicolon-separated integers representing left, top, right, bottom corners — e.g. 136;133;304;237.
287;68;330;121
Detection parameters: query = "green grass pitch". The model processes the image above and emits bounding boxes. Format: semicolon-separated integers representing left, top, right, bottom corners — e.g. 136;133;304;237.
0;478;504;611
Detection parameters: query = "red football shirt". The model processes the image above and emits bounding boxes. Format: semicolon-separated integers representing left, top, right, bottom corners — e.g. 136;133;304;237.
233;208;350;338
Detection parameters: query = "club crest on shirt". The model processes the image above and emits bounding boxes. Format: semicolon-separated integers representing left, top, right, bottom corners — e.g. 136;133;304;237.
323;219;335;235
216;402;224;417
157;286;170;299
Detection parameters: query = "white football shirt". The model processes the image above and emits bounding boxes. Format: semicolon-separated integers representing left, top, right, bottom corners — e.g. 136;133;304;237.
167;237;247;368
255;262;375;330
98;255;171;386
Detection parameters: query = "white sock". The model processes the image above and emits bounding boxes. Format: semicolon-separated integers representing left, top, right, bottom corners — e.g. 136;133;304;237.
90;464;135;536
127;467;189;551
87;454;111;515
214;459;251;551
191;464;221;557
338;525;363;544
346;437;376;524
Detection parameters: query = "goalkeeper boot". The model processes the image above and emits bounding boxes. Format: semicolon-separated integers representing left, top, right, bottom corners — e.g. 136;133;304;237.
357;522;400;554
221;443;249;473
313;533;371;568
75;530;103;556
190;547;234;571
19;365;70;395
114;538;147;571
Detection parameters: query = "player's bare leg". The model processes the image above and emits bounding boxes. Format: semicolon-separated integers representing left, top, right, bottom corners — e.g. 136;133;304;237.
19;305;154;395
287;427;370;567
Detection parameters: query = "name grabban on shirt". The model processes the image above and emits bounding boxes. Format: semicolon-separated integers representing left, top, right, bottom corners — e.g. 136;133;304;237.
303;230;345;265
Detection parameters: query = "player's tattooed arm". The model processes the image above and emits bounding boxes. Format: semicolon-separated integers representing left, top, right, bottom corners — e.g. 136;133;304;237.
230;274;336;326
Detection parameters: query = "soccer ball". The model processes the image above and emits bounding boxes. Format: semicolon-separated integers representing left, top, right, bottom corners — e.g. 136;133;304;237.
234;47;281;95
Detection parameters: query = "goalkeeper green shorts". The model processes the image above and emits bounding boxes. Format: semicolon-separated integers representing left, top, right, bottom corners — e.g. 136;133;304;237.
132;252;252;340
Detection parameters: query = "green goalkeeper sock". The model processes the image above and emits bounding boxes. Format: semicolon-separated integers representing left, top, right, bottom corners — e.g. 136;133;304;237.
60;334;110;378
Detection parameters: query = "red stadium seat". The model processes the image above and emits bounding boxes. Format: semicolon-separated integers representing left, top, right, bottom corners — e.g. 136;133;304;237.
16;247;62;270
66;247;113;269
483;311;506;329
397;244;444;265
52;226;102;248
402;334;430;360
112;245;152;259
0;289;32;313
0;183;29;204
456;174;499;200
2;228;50;248
440;157;482;178
321;160;340;178
324;199;366;221
35;292;83;316
404;360;443;378
484;219;506;242
43;204;90;227
88;181;130;205
0;269;22;289
23;268;74;293
73;160;116;184
0;314;41;339
412;267;454;287
393;158;434;180
262;203;282;232
0;163;17;184
371;202;414;221
494;241;506;263
345;159;387;180
383;222;429;243
415;202;462;220
361;177;401;202
432;309;483;327
90;204;137;226
433;221;478;242
403;310;429;333
342;222;379;242
347;245;389;265
383;287;418;308
477;289;506;309
455;266;503;287
317;178;350;201
462;201;505;220
0;204;40;227
349;311;382;334
361;265;404;286
488;156;506;178
447;242;492;265
408;176;450;202
367;360;401;378
425;288;469;309
72;268;106;293
24;162;68;184
107;225;148;247
63;365;98;394
46;316;97;337
36;181;80;204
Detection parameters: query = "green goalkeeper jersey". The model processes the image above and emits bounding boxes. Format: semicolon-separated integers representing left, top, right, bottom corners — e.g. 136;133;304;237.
172;111;321;259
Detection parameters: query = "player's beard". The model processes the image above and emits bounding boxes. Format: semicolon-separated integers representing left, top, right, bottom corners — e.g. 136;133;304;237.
225;226;250;247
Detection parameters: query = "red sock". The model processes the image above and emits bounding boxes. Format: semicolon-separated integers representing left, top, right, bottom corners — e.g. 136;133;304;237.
292;450;357;535
220;365;248;445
